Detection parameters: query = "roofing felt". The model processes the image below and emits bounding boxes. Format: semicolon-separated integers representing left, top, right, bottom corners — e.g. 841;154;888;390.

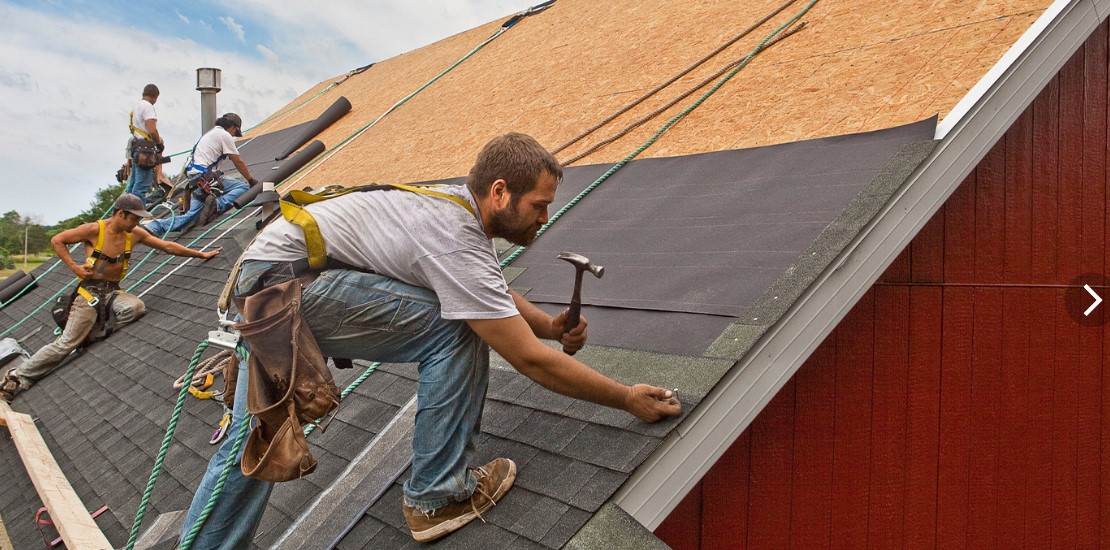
510;117;936;355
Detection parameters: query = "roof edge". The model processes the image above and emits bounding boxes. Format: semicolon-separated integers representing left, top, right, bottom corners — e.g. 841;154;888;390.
614;0;1107;529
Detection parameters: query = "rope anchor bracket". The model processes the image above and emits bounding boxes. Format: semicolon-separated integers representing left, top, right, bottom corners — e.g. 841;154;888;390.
208;313;241;350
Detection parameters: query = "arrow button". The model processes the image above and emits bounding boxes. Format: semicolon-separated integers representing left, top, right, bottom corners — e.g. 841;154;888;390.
1084;284;1103;316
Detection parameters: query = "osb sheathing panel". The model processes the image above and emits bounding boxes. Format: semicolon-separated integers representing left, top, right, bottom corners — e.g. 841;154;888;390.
246;0;1050;191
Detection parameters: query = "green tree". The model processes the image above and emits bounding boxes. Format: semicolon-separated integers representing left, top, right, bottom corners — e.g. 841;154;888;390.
0;211;25;253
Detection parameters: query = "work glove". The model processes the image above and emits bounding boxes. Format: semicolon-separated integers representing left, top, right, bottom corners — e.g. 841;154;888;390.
248;178;260;186
156;141;166;153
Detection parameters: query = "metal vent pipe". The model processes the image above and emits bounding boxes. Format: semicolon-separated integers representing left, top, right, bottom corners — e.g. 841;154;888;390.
196;67;222;135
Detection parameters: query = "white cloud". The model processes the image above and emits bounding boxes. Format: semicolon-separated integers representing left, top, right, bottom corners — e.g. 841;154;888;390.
218;15;246;42
0;5;327;223
257;44;278;63
0;0;540;223
176;10;189;25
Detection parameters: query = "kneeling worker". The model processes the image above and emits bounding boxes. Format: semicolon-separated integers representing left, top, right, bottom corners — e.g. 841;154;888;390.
144;113;259;237
1;194;221;402
180;132;681;546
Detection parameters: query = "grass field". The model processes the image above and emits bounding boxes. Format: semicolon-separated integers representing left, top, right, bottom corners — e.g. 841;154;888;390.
0;255;48;279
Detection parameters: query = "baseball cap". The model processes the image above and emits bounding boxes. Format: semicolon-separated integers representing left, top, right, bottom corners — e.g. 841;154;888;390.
114;193;153;218
222;112;243;136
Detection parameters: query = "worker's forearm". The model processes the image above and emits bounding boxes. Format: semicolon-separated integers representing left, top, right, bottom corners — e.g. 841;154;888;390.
510;291;557;340
51;239;78;272
522;348;630;411
232;158;253;181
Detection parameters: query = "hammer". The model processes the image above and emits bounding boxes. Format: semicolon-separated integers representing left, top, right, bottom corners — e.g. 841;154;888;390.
557;252;604;355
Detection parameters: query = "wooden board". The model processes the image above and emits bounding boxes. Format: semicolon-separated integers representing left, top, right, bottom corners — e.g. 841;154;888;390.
0;401;111;550
242;0;1051;193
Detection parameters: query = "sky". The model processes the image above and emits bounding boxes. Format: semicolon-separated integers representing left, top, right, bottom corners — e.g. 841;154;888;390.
0;0;539;225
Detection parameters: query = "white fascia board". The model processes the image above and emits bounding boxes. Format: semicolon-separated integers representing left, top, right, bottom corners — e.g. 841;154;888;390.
616;0;1105;530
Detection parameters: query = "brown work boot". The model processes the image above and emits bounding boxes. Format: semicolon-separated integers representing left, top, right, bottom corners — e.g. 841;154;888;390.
0;370;22;403
402;457;517;543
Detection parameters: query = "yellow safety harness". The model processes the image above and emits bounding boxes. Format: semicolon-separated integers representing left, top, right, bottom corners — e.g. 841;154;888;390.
77;220;132;304
279;183;477;270
129;110;153;141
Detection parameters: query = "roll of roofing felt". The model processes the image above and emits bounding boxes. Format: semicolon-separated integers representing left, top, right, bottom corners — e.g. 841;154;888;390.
0;271;36;306
234;140;327;209
274;96;351;161
0;270;28;294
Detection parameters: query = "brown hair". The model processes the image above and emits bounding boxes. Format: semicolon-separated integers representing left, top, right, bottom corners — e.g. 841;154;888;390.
142;83;160;98
466;133;562;200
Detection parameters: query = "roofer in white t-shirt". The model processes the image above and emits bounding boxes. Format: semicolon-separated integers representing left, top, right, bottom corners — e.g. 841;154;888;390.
179;132;682;546
143;113;259;237
124;83;164;205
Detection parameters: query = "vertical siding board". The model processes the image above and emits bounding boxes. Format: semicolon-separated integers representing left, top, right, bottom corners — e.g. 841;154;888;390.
911;209;946;283
1031;78;1060;284
1053;48;1085;549
1049;282;1080;545
880;248;911;283
701;433;751;550
937;286;974;549
830;293;874;549
1026;288;1057;548
998;287;1031;548
790;334;837;549
1004;108;1034;283
747;380;795;548
975;144;1007;284
868;286;909;549
1057;44;1085;283
944;175;978;284
1077;22;1107;550
656;482;704;550
968;287;1003;548
904;286;942;548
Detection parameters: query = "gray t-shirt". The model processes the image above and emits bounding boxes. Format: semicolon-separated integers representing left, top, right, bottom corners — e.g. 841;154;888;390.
244;185;518;320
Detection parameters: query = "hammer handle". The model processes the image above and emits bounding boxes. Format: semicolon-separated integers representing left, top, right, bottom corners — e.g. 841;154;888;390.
563;299;581;355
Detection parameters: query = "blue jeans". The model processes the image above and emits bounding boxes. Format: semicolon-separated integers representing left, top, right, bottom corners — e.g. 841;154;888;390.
145;176;249;236
125;152;156;205
181;262;488;547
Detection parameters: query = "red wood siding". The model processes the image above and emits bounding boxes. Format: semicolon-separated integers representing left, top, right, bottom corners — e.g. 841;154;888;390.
656;19;1110;549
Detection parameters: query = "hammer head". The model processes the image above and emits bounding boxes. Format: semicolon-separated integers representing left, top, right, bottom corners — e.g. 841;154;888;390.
557;252;604;278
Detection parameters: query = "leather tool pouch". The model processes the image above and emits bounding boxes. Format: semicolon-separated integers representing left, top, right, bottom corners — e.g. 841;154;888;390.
132;139;160;169
234;279;340;482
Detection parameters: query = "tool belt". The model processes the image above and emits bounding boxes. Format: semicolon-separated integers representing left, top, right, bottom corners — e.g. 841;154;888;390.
131;139;162;169
189;170;224;197
234;278;340;482
52;280;122;345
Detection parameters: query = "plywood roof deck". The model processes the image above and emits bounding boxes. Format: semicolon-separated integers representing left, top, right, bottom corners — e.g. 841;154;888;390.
248;0;1049;191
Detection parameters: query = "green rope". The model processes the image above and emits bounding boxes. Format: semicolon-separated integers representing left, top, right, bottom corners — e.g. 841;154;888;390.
178;346;251;550
501;0;820;268
124;341;209;549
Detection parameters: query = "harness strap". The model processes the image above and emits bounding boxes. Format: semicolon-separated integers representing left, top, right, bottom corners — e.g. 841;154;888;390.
281;183;478;269
84;220;133;280
129;110;153;142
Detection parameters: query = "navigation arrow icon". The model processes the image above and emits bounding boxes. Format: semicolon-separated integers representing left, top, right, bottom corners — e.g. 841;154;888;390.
1084;284;1103;316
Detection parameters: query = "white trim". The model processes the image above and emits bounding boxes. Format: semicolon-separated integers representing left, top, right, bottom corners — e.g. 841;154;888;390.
616;0;1106;529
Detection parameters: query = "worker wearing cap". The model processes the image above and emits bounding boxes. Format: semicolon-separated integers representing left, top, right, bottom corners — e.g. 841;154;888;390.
0;194;221;403
144;113;259;237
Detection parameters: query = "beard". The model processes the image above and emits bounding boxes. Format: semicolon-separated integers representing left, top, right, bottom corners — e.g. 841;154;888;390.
489;200;542;246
